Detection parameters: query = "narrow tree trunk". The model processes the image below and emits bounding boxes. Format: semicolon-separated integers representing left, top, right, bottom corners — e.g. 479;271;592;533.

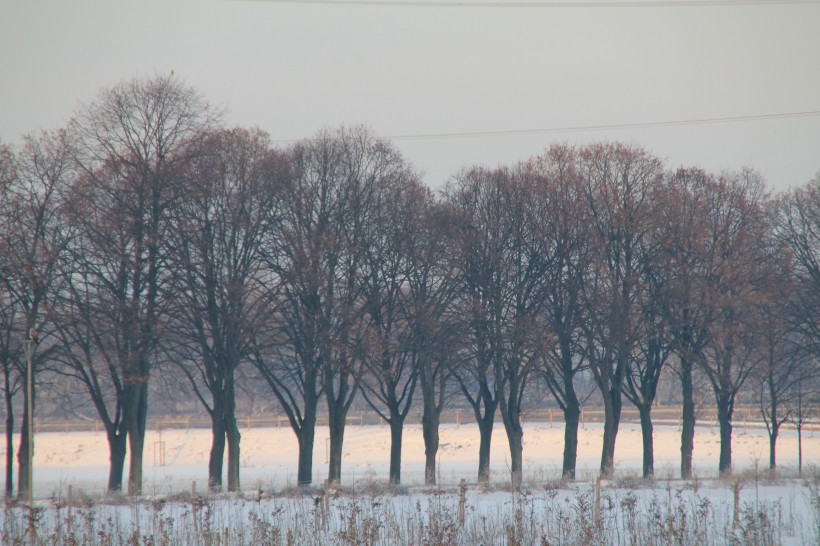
797;417;803;475
107;430;127;493
638;403;654;478
16;392;32;501
599;387;622;478
716;392;733;475
680;357;695;479
388;414;404;485
768;377;778;471
3;372;13;498
208;405;227;492
477;411;494;484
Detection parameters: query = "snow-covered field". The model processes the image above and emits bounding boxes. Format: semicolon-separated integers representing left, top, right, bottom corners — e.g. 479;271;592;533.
26;421;817;497
2;421;818;545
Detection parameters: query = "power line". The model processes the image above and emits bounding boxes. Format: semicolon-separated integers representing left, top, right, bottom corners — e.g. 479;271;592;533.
386;111;820;141
245;0;820;8
270;110;820;144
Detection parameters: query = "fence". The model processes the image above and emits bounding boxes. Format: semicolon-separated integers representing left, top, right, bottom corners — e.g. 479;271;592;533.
3;404;818;434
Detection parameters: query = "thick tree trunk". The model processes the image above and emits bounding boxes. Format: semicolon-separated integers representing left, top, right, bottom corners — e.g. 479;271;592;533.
638;403;654;478
599;387;622;478
296;401;317;486
126;381;149;496
499;388;524;489
561;387;581;480
4;372;13;498
327;411;346;485
562;406;580;481
225;411;241;492
208;408;227;492
769;425;778;471
421;399;440;486
507;425;523;489
477;411;494;484
717;392;733;475
419;357;442;486
388;414;404;485
680;358;695;479
107;430;127;493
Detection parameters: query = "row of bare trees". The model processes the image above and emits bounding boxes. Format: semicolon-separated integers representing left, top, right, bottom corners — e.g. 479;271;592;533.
0;75;817;498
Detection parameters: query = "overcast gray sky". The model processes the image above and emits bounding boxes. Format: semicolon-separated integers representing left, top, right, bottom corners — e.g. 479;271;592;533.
1;0;819;191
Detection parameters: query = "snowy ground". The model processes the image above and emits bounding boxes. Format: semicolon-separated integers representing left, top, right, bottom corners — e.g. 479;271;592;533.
1;421;818;544
18;420;819;498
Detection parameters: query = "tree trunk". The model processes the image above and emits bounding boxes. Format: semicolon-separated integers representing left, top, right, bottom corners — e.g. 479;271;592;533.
388;414;404;485
768;424;778;471
107;429;127;493
561;389;581;480
208;406;227;492
716;392;733;475
421;397;440;486
767;377;778;471
797;418;803;475
16;390;32;501
296;400;317;486
477;411;494;484
420;357;442;486
3;371;13;499
225;408;241;492
126;381;149;496
638;403;654;478
599;387;622;478
507;425;523;490
680;357;695;479
327;410;346;485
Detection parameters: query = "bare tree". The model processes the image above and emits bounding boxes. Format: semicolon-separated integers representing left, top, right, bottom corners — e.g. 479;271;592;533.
527;145;594;480
256;126;414;486
577;143;663;477
402;195;460;486
357;175;425;485
698;170;772;475
0;131;74;499
655;168;716;479
165;127;288;491
772;173;820;473
68;74;215;494
446;166;550;487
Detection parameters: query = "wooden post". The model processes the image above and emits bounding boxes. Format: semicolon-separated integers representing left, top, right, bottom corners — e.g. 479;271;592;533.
594;477;602;525
458;479;467;526
67;484;73;538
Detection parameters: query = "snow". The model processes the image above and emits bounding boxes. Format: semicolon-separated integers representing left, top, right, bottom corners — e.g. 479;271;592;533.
19;420;819;498
1;421;817;544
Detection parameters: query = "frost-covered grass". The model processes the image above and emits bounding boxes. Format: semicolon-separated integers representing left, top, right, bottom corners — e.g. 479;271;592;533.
2;474;819;545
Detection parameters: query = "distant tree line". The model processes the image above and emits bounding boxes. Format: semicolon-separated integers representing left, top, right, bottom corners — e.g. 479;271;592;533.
0;75;818;498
